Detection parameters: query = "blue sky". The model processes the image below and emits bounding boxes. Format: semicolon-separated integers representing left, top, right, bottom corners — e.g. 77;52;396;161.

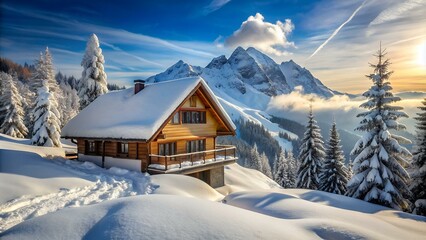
1;0;425;93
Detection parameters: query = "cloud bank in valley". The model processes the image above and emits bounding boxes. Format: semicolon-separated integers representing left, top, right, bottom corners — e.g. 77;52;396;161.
267;87;424;134
224;13;295;56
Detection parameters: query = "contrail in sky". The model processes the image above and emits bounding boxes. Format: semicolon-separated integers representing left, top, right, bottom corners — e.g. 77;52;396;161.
307;0;367;60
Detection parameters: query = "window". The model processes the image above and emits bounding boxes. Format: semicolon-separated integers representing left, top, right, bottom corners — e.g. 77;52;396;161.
170;112;180;124
86;141;97;154
182;111;206;124
186;139;205;153
118;142;129;155
159;142;176;156
189;96;197;107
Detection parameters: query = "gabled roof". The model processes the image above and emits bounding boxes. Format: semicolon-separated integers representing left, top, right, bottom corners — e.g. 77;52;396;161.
61;77;236;141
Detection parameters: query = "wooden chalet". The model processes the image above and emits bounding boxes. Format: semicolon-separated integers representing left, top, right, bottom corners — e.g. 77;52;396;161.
61;77;237;187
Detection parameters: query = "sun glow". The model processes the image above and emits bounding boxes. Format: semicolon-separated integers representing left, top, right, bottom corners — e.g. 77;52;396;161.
418;41;426;68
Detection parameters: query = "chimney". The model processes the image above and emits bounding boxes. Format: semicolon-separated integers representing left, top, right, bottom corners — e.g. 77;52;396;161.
134;79;145;94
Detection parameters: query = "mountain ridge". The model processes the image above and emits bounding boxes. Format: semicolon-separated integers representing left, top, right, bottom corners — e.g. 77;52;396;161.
146;46;344;98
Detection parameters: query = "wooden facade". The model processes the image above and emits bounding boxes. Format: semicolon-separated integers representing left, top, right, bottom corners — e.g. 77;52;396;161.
70;82;236;187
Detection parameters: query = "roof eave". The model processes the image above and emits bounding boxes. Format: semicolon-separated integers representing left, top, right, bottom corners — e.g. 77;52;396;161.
61;136;148;142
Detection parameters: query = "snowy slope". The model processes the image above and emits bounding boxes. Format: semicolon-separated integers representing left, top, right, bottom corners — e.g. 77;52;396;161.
280;60;337;97
0;134;155;231
224;190;426;239
1;134;426;239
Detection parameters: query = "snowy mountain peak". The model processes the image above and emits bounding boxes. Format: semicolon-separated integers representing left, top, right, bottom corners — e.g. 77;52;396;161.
206;55;227;69
146;60;201;83
146;46;341;98
246;47;278;67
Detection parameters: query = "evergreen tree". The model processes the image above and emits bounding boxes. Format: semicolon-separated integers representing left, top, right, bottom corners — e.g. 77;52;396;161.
58;80;80;127
248;143;261;170
274;152;287;187
15;74;35;135
28;49;62;133
319;122;349;195
410;98;426;216
259;152;273;178
286;151;298;188
78;33;108;110
347;47;411;211
29;53;46;92
0;72;28;138
296;106;325;189
44;47;60;95
31;80;62;147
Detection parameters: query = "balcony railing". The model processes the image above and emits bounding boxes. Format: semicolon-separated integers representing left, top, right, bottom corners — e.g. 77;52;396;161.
149;145;237;171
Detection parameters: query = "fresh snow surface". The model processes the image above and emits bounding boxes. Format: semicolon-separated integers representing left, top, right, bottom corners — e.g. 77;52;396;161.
0;134;155;232
151;174;224;201
218;163;281;195
62;77;235;140
224;189;426;239
1;134;426;239
0;195;316;240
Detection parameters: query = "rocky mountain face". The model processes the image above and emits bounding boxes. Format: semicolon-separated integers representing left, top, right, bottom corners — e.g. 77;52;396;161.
280;60;336;97
146;47;341;98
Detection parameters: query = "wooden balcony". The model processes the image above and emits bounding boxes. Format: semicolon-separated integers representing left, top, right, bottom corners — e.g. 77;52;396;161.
148;145;237;174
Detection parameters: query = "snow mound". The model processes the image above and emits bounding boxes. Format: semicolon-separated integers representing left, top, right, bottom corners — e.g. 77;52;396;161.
218;163;280;195
151;174;224;201
0;195;315;240
224;190;426;240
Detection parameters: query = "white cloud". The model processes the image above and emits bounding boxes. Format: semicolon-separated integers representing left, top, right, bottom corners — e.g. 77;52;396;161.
369;0;425;26
224;13;295;56
202;0;231;15
267;87;424;134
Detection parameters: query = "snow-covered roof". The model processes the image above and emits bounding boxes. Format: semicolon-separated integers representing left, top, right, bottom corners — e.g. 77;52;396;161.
61;77;236;140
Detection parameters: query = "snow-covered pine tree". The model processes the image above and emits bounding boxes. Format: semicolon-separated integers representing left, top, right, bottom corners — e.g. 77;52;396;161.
59;80;80;127
29;53;46;92
319;122;349;195
15;74;35;135
0;72;28;138
296;106;325;189
259;152;273;178
347;46;411;211
286;151;298;188
410;98;426;216
31;79;62;147
273;152;287;187
78;33;108;110
44;47;60;95
248;143;261;170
